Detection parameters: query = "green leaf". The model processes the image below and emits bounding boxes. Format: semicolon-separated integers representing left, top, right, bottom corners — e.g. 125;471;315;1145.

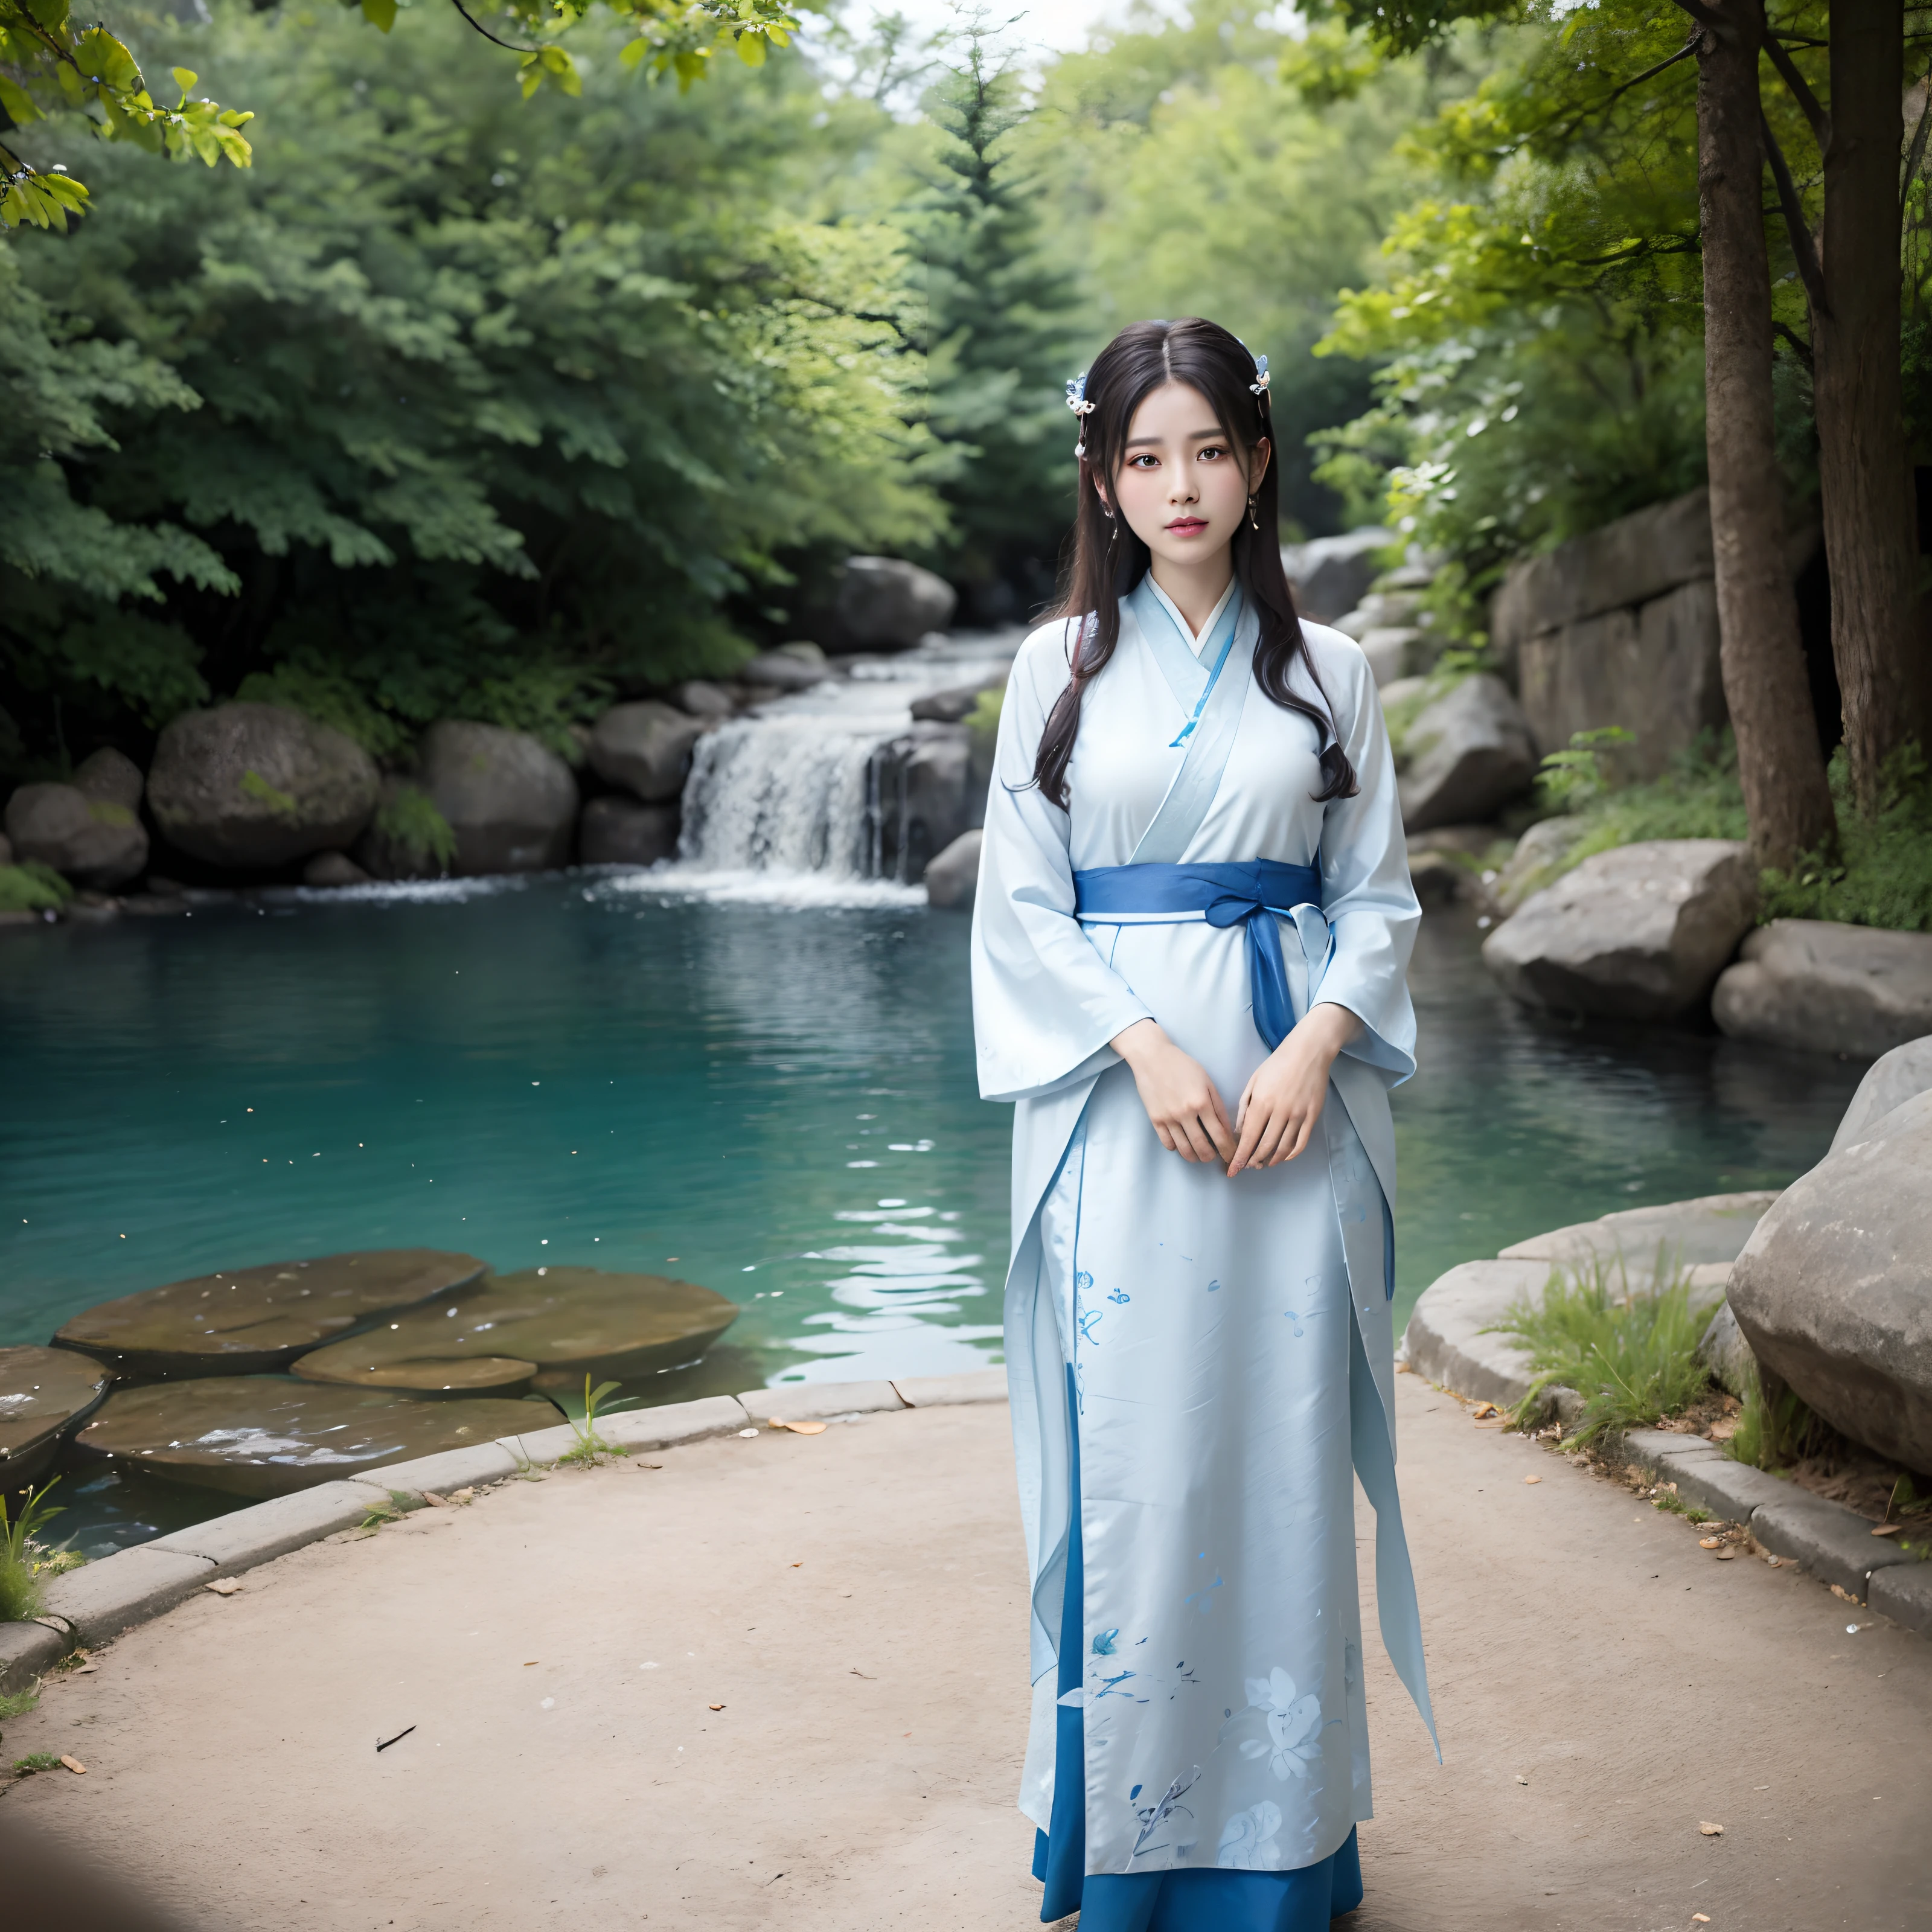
735;30;765;65
360;0;397;33
73;28;141;93
21;0;70;32
0;75;43;125
172;66;199;92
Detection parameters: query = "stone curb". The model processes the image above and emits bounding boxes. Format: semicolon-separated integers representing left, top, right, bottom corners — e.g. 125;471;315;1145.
1613;1429;1918;1604
1396;1258;1548;1406
1870;1564;1932;1639
892;1369;1008;1407
0;1379;996;1680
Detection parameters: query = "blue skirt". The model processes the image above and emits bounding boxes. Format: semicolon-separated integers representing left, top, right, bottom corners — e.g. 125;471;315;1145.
1032;1370;1364;1928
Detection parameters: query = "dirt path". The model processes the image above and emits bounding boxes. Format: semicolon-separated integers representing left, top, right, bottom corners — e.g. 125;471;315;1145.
4;1380;1928;1932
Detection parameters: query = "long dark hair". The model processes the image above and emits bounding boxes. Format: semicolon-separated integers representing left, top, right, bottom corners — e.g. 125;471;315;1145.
1031;316;1358;811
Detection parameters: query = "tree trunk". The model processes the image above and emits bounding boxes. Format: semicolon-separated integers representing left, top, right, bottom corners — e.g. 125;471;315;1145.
1695;0;1838;868
1813;0;1921;812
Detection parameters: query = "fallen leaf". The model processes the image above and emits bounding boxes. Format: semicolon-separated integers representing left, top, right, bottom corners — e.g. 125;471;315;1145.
1471;1402;1498;1421
791;1561;803;1568
423;1492;449;1508
59;1756;86;1774
523;1660;539;1667
450;1487;475;1502
780;1420;827;1436
1698;1820;1723;1837
1523;1475;1541;1486
709;1703;725;1712
1872;1523;1903;1537
205;1578;242;1596
1693;1915;1711;1923
1715;1550;1736;1561
1829;1583;1858;1604
1699;1537;1722;1550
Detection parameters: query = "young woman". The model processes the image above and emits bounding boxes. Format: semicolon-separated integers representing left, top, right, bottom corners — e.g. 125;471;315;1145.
970;318;1437;1930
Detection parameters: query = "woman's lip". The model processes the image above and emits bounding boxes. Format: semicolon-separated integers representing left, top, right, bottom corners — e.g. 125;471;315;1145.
1165;518;1208;532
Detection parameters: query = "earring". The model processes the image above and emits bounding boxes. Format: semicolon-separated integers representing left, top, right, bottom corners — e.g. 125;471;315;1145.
1247;495;1260;532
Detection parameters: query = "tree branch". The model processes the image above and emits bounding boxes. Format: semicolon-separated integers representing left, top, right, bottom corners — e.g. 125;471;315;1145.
443;0;542;54
1763;33;1831;149
1761;109;1830;318
1905;61;1932;215
1666;0;1731;39
1772;318;1814;369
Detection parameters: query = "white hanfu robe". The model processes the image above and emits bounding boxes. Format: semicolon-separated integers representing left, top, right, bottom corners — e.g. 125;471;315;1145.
970;579;1438;1882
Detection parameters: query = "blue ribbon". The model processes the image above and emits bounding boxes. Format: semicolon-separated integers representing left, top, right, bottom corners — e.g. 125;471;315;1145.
1072;859;1321;1054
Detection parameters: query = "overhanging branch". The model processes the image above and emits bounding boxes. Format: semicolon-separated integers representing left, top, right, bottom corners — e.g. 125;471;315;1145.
1763;33;1830;149
1761;109;1829;317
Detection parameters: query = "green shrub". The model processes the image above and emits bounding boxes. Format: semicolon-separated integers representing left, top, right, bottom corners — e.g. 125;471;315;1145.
1;1479;67;1623
0;861;71;914
1485;1252;1710;1446
374;788;458;874
1553;729;1751;861
1760;744;1932;933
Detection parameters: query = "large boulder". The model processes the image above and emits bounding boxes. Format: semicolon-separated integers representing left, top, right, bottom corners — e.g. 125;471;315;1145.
1829;1035;1932;1153
741;652;834;691
72;746;144;811
1491;815;1587;916
1281;528;1394;622
580;796;679;866
148;702;379;869
1712;921;1932;1059
1396;674;1538;831
835;557;958;647
1499;1191;1778;1270
4;781;147;888
416;720;578;875
1727;1090;1932;1472
926;828;982;911
1482;839;1756;1019
587;701;705;803
877;725;978;878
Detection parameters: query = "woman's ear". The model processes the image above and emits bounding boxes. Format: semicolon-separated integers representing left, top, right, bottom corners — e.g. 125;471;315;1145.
1092;472;1113;516
1247;437;1273;495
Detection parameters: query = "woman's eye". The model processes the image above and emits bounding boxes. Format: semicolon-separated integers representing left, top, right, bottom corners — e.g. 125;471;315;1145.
1128;455;1159;469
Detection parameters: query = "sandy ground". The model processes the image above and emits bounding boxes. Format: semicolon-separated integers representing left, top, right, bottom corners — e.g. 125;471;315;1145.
4;1378;1930;1932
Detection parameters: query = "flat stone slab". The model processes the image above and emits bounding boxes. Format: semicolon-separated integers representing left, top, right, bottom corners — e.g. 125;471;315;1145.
145;1480;390;1570
0;1618;68;1698
1750;1489;1917;1602
1398;1259;1552;1405
69;1378;548;1498
360;1442;522;1499
54;1249;490;1377
0;1343;110;1488
1870;1562;1932;1639
1499;1192;1778;1272
290;1267;737;1395
892;1369;1007;1407
737;1381;905;1424
600;1397;750;1453
39;1545;216;1645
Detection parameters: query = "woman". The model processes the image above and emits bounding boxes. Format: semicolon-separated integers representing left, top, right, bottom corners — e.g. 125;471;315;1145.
970;318;1437;1930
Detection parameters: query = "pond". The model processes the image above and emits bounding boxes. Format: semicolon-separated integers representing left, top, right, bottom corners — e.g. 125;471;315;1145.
1;874;1863;1553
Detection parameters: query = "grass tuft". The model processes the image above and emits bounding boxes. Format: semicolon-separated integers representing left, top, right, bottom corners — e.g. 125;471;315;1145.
1760;743;1932;932
1;1479;71;1623
557;1375;629;1468
0;860;74;915
1485;1251;1710;1447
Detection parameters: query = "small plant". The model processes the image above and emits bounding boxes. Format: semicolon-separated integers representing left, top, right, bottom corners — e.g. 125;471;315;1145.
1488;1251;1710;1447
374;787;459;874
356;1489;421;1533
557;1376;625;1468
1652;1490;1712;1523
0;860;73;915
1726;1371;1832;1471
0;1684;40;1721
11;1752;64;1774
1;1478;68;1623
1536;726;1636;813
1759;742;1932;933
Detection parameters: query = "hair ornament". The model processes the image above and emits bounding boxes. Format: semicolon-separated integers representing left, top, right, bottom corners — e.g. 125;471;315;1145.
1249;353;1270;397
1065;372;1097;417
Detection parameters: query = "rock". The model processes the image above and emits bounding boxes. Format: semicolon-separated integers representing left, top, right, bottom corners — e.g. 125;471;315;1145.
1406;845;1468;909
836;557;958;647
587;702;705;804
415;721;577;875
1281;528;1394;622
673;680;736;718
1499;1194;1773;1275
0;1343;110;1489
290;1266;738;1394
1696;1301;1758;1400
773;641;827;664
875;726;979;878
1727;1090;1932;1471
4;782;149;889
910;677;1004;724
302;851;370;888
1333;589;1422;641
580;796;679;866
68;1379;546;1499
1399;1258;1552;1407
1360;627;1429;687
1712;921;1932;1059
71;747;144;812
741;652;834;691
1397;675;1539;831
1482;839;1756;1019
0;832;11;866
926;828;983;911
1491;815;1587;916
1829;1035;1932;1152
54;1249;490;1377
147;703;379;870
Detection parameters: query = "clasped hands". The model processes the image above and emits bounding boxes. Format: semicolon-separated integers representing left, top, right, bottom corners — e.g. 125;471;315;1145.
1110;1006;1363;1176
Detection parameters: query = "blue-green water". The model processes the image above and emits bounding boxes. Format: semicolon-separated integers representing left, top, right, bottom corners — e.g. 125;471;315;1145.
1;874;1864;1551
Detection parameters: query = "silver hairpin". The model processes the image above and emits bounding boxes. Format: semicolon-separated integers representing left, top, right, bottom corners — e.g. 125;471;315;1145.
1065;372;1097;417
1249;353;1270;397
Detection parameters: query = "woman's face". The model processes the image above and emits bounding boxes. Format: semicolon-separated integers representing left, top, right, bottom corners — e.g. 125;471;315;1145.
1099;380;1268;577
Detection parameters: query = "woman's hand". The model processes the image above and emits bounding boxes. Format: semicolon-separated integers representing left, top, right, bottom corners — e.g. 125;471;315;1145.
1111;1019;1236;1165
1228;1003;1363;1176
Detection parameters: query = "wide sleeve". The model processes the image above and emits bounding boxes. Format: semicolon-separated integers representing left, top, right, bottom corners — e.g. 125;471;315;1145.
970;625;1154;1102
1305;630;1420;1085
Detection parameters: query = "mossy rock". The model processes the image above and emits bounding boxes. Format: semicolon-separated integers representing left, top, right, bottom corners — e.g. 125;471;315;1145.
67;1378;549;1498
290;1266;737;1394
0;1344;111;1489
53;1250;491;1377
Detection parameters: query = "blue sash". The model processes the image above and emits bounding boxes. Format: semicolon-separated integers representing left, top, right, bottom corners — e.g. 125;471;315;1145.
1071;858;1322;1054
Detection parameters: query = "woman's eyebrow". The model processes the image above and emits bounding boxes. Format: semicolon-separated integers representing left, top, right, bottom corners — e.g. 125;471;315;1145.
1123;426;1226;449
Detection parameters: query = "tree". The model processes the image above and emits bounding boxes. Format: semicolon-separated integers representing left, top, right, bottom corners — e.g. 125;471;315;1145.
1;4;940;773
0;0;799;232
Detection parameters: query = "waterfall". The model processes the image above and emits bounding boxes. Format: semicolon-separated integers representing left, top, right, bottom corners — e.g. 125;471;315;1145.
668;633;1020;900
